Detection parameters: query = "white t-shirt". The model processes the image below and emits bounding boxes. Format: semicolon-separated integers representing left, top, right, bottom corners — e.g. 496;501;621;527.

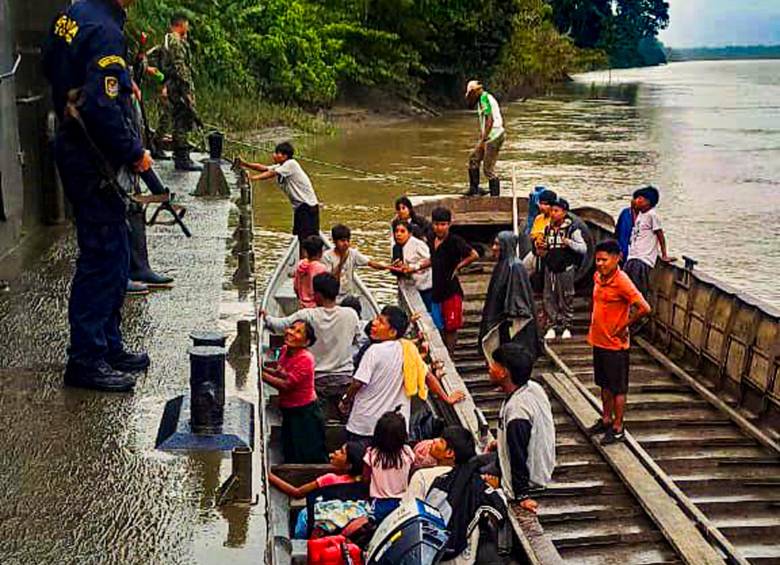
627;209;662;267
400;236;432;292
265;306;360;375
322;248;370;298
347;341;410;437
403;466;450;503
270;159;318;209
478;91;505;142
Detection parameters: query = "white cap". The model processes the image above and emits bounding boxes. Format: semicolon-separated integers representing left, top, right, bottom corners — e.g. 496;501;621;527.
465;80;482;97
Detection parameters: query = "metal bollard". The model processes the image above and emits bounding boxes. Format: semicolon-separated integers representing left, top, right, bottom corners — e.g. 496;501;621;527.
208;130;224;160
233;227;252;255
231;319;252;358
232;208;251;241
190;330;228;348
189;346;227;434
238;175;251;207
231;446;253;502
233;251;254;283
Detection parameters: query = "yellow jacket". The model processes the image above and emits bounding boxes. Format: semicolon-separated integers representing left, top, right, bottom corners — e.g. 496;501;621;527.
530;213;550;244
400;339;428;401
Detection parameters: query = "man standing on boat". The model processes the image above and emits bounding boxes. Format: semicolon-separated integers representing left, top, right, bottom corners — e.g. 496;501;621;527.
588;240;651;444
465;80;505;197
238;142;320;241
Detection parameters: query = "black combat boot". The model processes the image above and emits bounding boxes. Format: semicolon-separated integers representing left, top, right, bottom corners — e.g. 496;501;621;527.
106;350;151;373
151;145;171;160
465;168;487;196
128;205;175;288
64;359;136;392
489;178;501;197
174;149;203;172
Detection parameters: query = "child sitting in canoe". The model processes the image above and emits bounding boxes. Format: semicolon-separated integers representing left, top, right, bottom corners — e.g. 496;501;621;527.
363;411;415;523
268;441;368;539
294;235;328;308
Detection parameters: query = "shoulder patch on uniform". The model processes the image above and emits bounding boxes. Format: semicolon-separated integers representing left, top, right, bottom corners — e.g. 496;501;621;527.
98;55;126;69
54;14;79;44
104;76;119;99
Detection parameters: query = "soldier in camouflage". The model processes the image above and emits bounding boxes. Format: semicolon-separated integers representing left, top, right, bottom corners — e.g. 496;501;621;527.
164;13;202;171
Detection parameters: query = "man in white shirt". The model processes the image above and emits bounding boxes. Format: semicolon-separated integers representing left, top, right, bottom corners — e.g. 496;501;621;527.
465;80;505;197
340;305;411;442
263;273;360;417
237;142;320;240
625;186;675;299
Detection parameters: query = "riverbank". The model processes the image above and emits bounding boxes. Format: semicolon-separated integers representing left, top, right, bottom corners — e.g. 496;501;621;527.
0;160;264;563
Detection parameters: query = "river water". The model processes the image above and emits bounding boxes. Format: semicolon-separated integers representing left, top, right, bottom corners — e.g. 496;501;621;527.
253;59;780;309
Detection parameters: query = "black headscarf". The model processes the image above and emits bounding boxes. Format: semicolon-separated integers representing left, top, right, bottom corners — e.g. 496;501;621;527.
427;458;507;561
479;231;537;346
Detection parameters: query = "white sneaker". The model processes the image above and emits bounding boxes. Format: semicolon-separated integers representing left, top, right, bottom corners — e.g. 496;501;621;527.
561;329;573;339
544;328;556;340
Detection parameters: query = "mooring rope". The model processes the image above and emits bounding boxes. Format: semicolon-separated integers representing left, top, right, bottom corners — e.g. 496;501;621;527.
203;122;456;195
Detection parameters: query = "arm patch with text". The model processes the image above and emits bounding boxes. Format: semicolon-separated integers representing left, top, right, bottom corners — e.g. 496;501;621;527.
104;76;119;99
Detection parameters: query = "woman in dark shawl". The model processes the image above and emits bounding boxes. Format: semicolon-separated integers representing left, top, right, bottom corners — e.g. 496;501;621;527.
479;231;540;363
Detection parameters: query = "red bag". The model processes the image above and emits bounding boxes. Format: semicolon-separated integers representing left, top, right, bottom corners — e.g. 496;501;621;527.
308;535;363;565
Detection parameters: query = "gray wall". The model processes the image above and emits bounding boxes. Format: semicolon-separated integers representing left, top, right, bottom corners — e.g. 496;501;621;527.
0;0;24;256
0;0;68;257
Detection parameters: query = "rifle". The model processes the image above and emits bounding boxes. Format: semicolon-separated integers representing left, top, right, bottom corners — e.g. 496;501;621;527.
179;92;204;130
64;92;192;238
132;31;166;157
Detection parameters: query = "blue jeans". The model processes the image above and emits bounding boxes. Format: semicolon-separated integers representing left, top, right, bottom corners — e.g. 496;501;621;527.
68;221;130;363
419;288;434;312
371;498;401;524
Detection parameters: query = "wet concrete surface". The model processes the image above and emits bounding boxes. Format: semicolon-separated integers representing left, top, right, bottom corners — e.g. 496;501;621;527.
0;159;263;564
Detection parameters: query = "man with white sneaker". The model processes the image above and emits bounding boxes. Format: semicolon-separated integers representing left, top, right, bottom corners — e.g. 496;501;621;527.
537;198;586;340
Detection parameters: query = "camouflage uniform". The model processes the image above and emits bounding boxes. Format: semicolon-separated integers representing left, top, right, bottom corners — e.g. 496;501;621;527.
164;32;199;168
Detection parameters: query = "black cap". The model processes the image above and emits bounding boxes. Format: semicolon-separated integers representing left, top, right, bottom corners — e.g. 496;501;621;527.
539;190;557;204
633;185;660;207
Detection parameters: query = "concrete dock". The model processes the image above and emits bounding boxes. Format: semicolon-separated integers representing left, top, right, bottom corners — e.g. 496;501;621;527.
0;160;264;564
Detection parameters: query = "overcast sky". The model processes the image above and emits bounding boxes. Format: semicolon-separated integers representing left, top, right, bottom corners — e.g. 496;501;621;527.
660;0;780;47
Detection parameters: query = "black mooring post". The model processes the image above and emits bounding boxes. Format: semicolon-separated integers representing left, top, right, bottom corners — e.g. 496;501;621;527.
190;330;228;348
232;446;253;502
189;345;227;434
208;131;224;160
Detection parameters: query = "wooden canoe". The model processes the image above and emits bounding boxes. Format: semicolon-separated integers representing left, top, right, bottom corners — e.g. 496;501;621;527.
256;234;380;565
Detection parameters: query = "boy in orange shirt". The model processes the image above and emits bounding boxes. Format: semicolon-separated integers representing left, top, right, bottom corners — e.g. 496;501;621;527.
587;240;651;444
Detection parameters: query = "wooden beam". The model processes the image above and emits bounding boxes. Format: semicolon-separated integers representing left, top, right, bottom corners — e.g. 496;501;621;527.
541;371;727;565
637;336;780;455
545;343;751;565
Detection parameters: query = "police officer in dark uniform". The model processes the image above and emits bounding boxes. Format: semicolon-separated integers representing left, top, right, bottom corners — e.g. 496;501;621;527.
44;0;150;392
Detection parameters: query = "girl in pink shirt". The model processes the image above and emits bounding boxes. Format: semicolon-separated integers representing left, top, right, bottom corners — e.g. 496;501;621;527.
363;411;415;523
262;320;327;463
267;442;367;539
294;235;328;308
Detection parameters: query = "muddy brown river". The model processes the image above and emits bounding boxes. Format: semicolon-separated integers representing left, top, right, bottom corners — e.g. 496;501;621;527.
254;59;780;310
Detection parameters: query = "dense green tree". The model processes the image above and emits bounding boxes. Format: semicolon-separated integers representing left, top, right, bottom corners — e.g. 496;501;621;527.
547;0;669;68
126;0;631;110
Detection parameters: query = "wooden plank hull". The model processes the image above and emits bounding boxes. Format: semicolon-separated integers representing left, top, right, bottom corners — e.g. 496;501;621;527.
406;194;780;564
